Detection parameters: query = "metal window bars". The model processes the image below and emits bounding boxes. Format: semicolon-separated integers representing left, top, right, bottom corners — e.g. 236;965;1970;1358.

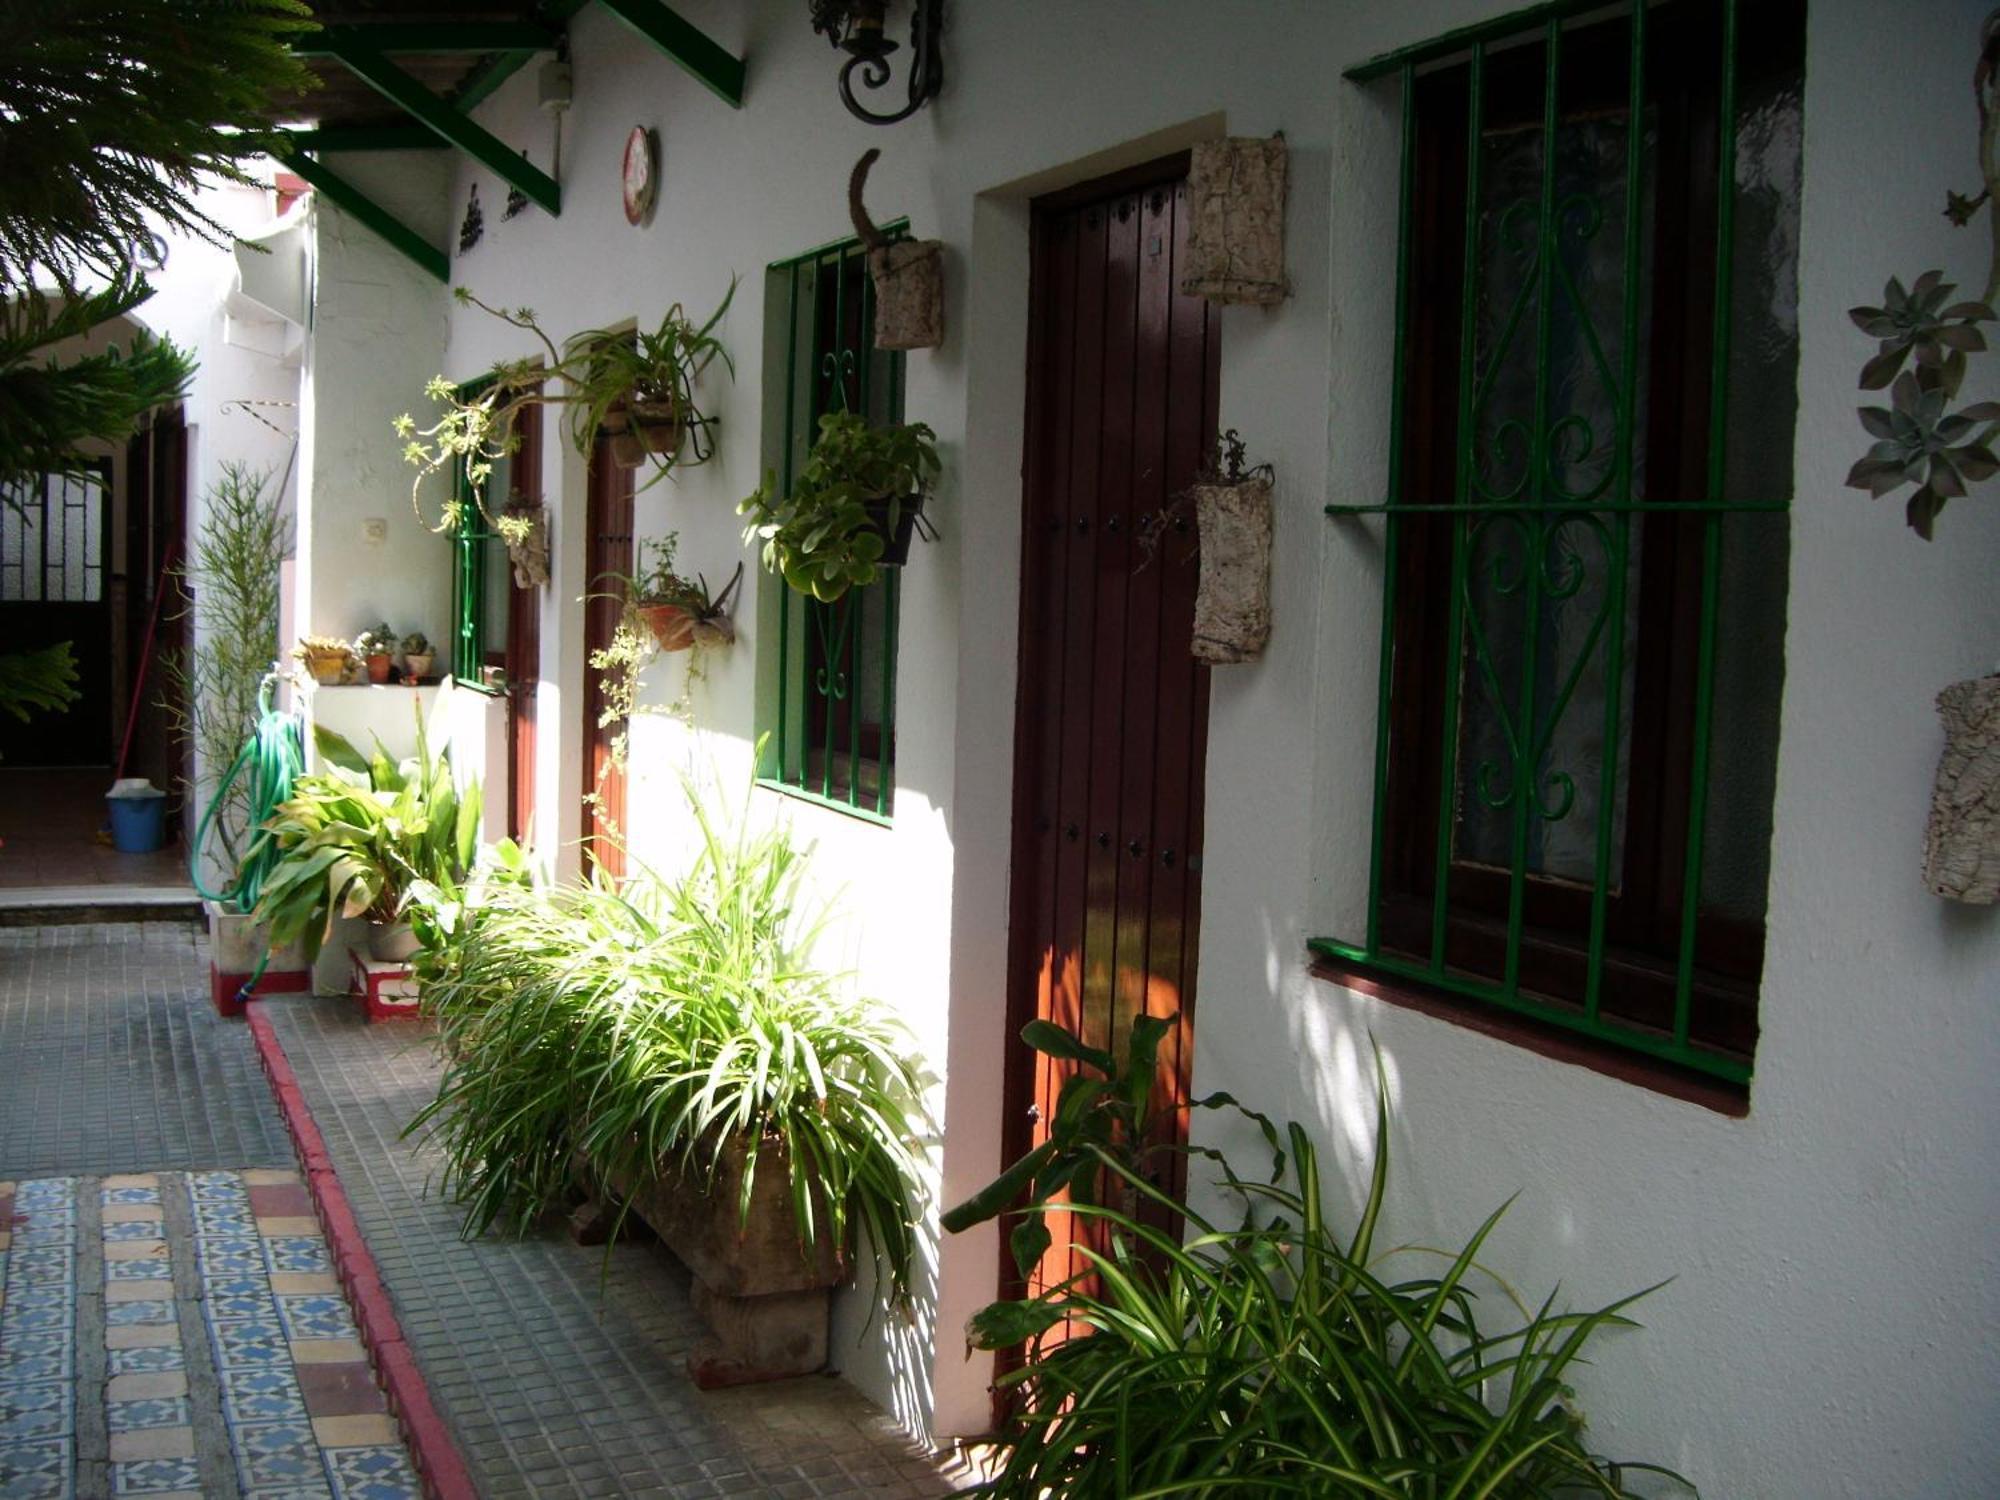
759;228;909;823
1315;0;1784;1085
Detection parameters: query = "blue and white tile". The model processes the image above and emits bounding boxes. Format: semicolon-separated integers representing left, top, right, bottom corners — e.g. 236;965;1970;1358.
231;1419;324;1490
274;1295;356;1342
205;1282;278;1321
323;1444;421;1500
0;1435;73;1500
187;1172;248;1204
0;1331;73;1382
104;1395;190;1433
262;1238;332;1275
0;1380;71;1443
196;1238;266;1276
3;1301;72;1333
110;1454;201;1494
219;1366;308;1425
100;1186;161;1207
106;1345;185;1378
104;1300;175;1328
210;1319;291;1369
5;1249;76;1286
103;1257;172;1285
100;1220;164;1244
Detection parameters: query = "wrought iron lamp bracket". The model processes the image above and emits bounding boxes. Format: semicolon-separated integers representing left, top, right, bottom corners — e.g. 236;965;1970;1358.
811;0;943;126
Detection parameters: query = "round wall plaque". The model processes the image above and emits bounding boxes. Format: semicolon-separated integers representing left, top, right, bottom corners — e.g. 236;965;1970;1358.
621;125;658;226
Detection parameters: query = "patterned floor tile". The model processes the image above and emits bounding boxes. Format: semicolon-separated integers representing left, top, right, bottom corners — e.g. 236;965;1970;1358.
195;1239;266;1276
274;1295;356;1342
100;1187;162;1207
105;1396;191;1433
0;1379;71;1442
104;1259;173;1284
0;1435;73;1500
109;1453;201;1494
323;1443;421;1500
210;1319;292;1369
262;1239;332;1275
100;1220;164;1243
106;1346;185;1377
105;1300;175;1327
233;1419;325;1489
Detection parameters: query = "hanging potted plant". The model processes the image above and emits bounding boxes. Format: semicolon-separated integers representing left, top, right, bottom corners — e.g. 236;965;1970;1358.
394;281;736;532
570;287;734;473
355;622;397;684
739;412;940;603
620;535;742;653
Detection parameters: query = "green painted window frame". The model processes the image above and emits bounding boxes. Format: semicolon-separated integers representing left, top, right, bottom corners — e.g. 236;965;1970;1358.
1314;0;1803;1090
756;227;910;825
447;375;518;697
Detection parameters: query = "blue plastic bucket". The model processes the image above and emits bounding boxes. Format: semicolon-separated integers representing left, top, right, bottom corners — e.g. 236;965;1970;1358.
106;789;167;854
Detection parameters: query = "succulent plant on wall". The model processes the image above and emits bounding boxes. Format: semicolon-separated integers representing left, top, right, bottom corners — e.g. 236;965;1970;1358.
1847;12;2000;538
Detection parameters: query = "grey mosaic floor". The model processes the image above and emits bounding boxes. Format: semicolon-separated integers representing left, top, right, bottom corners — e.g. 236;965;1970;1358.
263;992;961;1499
0;922;291;1176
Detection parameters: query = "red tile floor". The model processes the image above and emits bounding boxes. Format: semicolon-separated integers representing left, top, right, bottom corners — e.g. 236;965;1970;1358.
0;771;188;893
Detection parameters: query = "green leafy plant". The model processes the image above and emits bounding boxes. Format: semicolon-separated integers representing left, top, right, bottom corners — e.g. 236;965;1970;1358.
354;622;397;660
739;411;940;602
400;631;431;658
945;1021;1690;1499
628;534;706;609
247;697;481;961
159;462;287;871
0;642;80;745
409;772;927;1299
395;282;736;529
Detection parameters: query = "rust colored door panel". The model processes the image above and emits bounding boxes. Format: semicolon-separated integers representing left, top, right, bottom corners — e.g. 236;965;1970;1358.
1004;163;1219;1314
581;435;630;878
505;410;542;846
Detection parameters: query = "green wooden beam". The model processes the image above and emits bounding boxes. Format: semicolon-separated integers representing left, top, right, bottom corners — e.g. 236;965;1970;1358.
279;152;449;283
325;42;562;214
450;48;540;113
280;126;447;152
296;22;558;57
593;0;745;107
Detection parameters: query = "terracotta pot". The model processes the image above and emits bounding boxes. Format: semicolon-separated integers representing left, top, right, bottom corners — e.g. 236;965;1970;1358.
629;400;684;457
638;602;696;652
305;649;347;686
365;652;392;684
861;493;925;567
402;652;434;681
609;430;645;468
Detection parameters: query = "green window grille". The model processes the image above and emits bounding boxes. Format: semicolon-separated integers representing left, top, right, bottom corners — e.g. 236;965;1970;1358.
449;384;526;686
1314;0;1803;1087
757;227;909;822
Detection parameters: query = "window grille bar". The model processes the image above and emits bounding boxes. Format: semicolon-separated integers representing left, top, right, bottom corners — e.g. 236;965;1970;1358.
1345;0;1638;82
1364;61;1420;957
1586;0;1648;1023
777;259;800;786
1310;938;1754;1084
1427;40;1487;975
1503;18;1566;996
1673;0;1739;1047
822;246;848;801
880;577;897;815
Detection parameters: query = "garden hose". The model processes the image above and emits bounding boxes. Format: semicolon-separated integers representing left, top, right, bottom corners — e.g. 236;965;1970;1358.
190;676;306;999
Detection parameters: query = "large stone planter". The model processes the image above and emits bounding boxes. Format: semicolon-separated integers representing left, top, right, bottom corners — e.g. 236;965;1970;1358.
1923;673;2000;903
1181;135;1290;306
613;1136;844;1388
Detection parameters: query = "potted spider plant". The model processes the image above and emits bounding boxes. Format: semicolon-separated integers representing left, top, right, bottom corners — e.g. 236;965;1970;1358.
409;771;926;1386
739;412;940;603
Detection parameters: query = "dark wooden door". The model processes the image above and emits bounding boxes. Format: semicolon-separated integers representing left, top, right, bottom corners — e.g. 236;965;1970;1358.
0;462;115;766
1004;160;1221;1310
580;434;630;878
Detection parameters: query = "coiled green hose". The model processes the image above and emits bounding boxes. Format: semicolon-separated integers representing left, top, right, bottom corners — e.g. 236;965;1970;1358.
190;675;305;917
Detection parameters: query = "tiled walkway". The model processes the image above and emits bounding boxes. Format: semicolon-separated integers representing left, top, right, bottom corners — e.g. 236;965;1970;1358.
1;922;965;1498
0;1169;421;1498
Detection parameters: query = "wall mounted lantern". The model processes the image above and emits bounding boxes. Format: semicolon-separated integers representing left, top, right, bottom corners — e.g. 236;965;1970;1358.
808;0;943;126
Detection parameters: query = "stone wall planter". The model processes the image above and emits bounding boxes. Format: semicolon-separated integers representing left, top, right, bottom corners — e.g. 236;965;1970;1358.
1191;474;1274;664
613;1136;843;1388
868;239;945;350
1923;673;2000;903
503;503;550;590
1181;135;1290;307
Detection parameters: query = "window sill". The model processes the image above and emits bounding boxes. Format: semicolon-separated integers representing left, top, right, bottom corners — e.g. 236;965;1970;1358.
754;778;893;829
1306;951;1749;1118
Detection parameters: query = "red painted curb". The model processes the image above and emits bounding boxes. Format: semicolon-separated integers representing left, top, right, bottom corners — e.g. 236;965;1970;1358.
246;1003;480;1500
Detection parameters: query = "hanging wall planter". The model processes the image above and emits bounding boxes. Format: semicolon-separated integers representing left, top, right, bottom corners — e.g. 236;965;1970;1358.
1175;431;1274;664
1181;135;1290;307
850;149;944;350
1923;673;2000;903
501;502;550;590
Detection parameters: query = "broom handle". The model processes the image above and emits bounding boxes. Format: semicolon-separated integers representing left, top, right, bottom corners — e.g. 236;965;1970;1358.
115;540;178;782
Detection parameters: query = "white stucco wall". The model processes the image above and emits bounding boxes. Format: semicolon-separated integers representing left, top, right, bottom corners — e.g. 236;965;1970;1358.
288;0;2000;1489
